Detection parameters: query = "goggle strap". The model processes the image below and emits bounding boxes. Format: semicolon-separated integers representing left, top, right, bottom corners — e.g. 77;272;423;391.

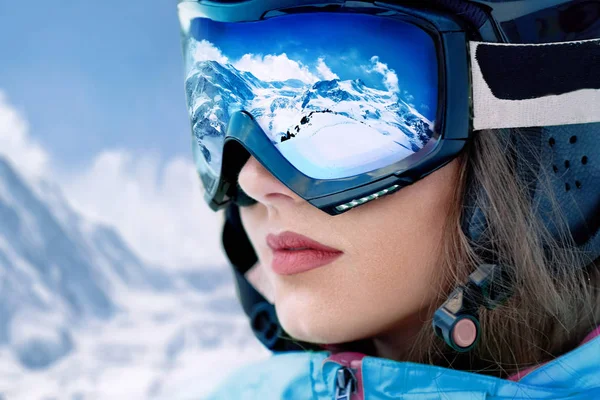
471;38;600;130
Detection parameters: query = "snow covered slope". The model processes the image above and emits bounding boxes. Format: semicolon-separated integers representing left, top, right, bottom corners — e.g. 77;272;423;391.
0;156;268;398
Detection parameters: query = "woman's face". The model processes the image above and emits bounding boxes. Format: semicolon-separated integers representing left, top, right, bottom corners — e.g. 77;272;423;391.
238;156;461;346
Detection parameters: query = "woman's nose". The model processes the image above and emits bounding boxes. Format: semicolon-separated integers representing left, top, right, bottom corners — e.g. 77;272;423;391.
238;156;301;209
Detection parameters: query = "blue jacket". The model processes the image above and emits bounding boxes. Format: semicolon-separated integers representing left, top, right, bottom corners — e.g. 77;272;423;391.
207;333;600;399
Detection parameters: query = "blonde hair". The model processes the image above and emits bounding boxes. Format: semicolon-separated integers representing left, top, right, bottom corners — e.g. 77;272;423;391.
412;128;600;377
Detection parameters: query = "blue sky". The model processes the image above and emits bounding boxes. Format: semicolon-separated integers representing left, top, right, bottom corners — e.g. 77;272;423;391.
0;0;189;170
191;13;438;120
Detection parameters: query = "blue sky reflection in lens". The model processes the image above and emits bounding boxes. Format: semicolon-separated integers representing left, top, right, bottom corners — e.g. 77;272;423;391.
184;13;438;180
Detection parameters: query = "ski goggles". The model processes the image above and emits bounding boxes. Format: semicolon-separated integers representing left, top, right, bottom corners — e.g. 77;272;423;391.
178;0;600;215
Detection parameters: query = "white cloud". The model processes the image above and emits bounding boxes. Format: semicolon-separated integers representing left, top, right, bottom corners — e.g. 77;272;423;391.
0;91;50;179
187;41;334;86
233;53;318;84
0;92;227;270
316;57;339;81
60;150;227;269
367;56;400;93
190;39;229;65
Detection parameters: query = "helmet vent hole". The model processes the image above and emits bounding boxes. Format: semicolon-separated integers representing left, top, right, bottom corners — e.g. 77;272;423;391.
565;160;571;169
549;137;556;147
582;156;589;165
576;181;582;189
552;165;559;174
570;136;577;144
566;183;571;192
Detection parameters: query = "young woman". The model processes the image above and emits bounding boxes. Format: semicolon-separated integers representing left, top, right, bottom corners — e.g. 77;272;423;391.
178;0;600;398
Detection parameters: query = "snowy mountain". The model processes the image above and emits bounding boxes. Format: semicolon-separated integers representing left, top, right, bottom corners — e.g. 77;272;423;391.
185;60;435;179
0;156;268;398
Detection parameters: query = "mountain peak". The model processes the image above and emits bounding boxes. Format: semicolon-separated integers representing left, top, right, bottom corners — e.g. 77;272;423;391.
312;79;341;92
197;59;229;74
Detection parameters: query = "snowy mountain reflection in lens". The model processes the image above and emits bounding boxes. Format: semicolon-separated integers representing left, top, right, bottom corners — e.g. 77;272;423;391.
184;13;439;180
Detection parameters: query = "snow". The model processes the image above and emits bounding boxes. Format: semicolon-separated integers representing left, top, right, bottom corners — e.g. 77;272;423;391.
0;288;269;399
192;93;211;112
277;112;413;179
0;235;39;285
0;155;270;399
8;311;73;370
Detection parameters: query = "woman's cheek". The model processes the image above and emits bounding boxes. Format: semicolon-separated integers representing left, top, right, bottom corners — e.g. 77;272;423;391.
239;159;459;345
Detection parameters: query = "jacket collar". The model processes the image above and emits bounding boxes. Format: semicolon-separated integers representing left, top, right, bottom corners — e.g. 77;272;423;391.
319;332;600;399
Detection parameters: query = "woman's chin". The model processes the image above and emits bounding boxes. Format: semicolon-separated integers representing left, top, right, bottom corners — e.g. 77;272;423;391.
275;299;380;346
278;315;365;345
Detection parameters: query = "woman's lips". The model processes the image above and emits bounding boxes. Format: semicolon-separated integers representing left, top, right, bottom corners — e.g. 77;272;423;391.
267;231;343;275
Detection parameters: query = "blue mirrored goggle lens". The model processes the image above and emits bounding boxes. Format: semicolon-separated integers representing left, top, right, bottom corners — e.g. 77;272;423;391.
183;12;438;182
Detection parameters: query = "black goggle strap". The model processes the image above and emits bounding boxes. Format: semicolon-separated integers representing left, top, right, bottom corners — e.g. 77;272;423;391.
471;38;600;130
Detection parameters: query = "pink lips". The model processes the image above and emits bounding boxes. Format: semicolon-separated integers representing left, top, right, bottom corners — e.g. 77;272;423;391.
267;231;343;275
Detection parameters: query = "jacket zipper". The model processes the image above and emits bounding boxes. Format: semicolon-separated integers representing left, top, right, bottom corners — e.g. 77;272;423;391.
334;366;358;400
